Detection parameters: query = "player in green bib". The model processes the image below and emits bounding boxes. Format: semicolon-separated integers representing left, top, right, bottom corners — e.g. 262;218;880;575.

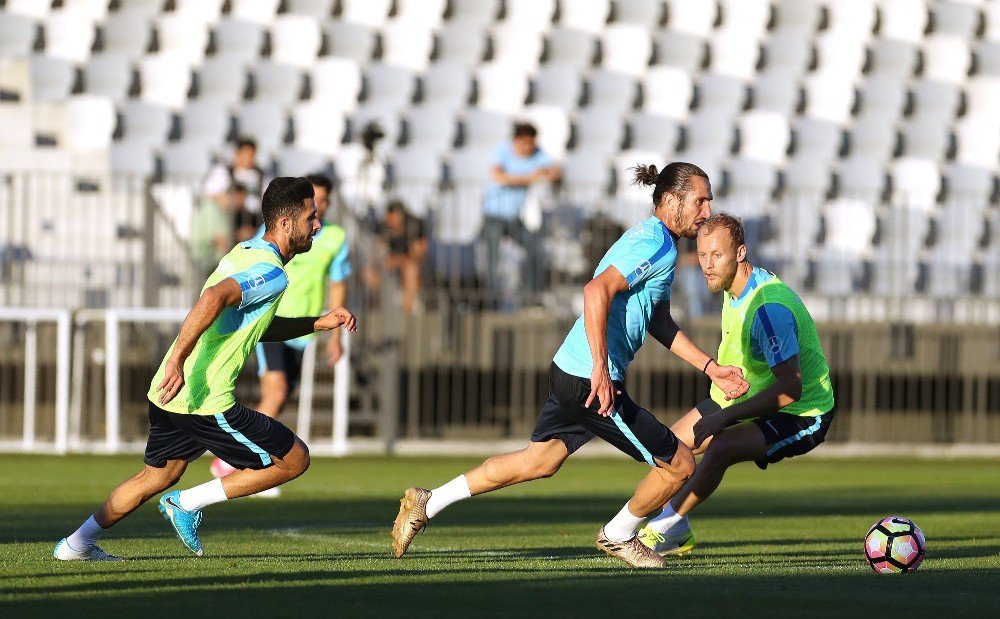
639;213;835;556
211;175;351;487
54;177;358;561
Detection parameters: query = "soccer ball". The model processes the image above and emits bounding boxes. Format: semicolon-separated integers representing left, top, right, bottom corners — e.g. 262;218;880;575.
864;516;926;573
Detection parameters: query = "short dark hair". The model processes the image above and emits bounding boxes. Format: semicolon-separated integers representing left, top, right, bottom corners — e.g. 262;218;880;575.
699;212;745;249
261;177;314;230
305;174;333;193
512;122;538;139
630;161;710;210
234;137;257;151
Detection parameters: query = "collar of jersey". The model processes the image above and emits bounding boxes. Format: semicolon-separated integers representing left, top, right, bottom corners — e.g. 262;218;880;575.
646;216;670;235
240;238;285;264
729;266;773;308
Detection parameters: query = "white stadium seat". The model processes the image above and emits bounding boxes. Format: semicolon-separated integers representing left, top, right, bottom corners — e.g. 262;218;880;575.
627;112;680;154
381;21;436;72
62;95;116;152
664;0;716;37
249;62;304;106
575;108;628;156
229;0;282;25
586;70;639;113
601;24;653;77
29;56;75;103
196;55;249;106
324;22;377;63
269;15;322;69
364;65;418;110
292;101;346;156
530;64;584;110
393;0;448;30
878;0;930;44
237;101;289;154
340;0;393;28
309;57;362;113
419;63;473;111
120;101;173;150
504;0;556;32
286;0;337;19
139;53;193;110
403;105;459;155
43;9;96;63
475;63;529;115
179;100;232;148
435;24;489;68
651;30;706;72
84;53;133;103
155;13;209;67
521;104;570;160
737;110;791;165
922;34;973;84
560;0;611;34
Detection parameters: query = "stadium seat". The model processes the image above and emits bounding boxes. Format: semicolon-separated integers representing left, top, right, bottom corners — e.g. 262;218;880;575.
363;65;418;111
434;23;489;68
120;101;173;150
560;152;613;213
5;0;51;19
963;75;1000;118
418;63;473;111
269;15;322;69
789;117;845;162
402;105;459;155
0;14;36;59
110;140;157;177
846;116;899;161
837;155;887;203
351;103;403;151
707;32;762;81
585;70;639;113
248;62;304;106
42;9;96;63
900;114;953;161
762;156;828;278
824;0;878;41
389;146;445;216
459;108;512;149
529;64;584;110
521;104;570;160
801;73;855;124
542;28;598;71
323;21;377;64
878;0;929;44
650;30;706;72
717;0;771;40
210;19;263;64
474;63;529;115
160;142;213;179
138;54;193;110
926;164;993;296
815;197;877;295
626;111;680;153
685;111;736;159
339;0;393;28
99;11;152;59
664;0;716;36
173;0;225;25
770;0;822;34
274;147;333;176
84;53;133;103
491;24;545;73
393;0;448;30
179;100;232;148
29;56;76;103
155;13;209;67
575;108;627;156
237;101;290;154
909;79;963;120
381;22;436;73
760;30;813;78
813;31;867;81
504;0;557;33
62;95;116;152
750;70;801;116
922;34;973;84
931;0;982;38
558;0;611;33
291;101;346;156
855;78;908;123
308;57;362;113
230;0;281;25
600;24;653;77
691;72;746;118
953;114;1000;168
441;148;491;242
865;39;921;80
194;56;249;106
446;0;501;28
737;110;790;165
285;0;336;19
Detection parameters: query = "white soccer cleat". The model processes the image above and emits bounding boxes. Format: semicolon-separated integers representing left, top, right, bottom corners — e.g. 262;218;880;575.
53;538;123;561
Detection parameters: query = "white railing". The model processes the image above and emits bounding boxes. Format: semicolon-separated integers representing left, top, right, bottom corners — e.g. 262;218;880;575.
0;308;72;453
0;308;350;456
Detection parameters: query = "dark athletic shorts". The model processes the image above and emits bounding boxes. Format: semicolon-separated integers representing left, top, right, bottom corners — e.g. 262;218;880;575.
695;399;836;470
530;363;680;466
143;400;296;470
256;341;305;390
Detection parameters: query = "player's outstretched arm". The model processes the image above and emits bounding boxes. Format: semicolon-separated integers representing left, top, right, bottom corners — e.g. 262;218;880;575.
648;300;750;400
692;356;803;448
582;267;628;416
155;278;243;405
260;307;358;342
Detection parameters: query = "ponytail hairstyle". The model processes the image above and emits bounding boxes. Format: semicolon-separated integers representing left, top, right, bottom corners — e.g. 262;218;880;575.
629;162;710;212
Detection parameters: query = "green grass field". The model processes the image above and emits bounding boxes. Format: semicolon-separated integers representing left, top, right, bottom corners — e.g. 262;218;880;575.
1;454;998;618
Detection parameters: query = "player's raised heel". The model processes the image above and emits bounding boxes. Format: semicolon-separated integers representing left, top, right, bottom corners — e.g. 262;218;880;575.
637;525;697;556
391;487;431;558
595;528;666;568
53;538;123;561
158;490;205;556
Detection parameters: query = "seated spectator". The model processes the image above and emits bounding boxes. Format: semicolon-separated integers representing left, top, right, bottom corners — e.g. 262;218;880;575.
364;200;428;313
202;137;266;216
481;122;561;307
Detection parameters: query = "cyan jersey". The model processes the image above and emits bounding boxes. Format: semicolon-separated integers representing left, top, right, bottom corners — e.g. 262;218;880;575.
553;216;678;381
730;267;800;368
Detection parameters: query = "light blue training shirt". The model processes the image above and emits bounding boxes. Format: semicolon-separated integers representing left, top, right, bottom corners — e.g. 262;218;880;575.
731;266;800;367
553;216;678;381
482;142;554;220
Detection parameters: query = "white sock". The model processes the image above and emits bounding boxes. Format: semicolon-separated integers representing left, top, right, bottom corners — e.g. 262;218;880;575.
425;475;471;519
603;501;646;542
177;478;229;512
646;502;686;535
67;515;105;550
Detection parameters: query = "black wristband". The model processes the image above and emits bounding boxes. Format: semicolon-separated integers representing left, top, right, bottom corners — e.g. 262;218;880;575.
702;358;714;374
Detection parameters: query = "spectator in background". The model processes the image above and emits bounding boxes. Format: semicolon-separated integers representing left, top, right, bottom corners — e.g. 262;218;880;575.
203;137;266;216
364;200;428;314
230;183;260;242
190;183;245;276
481;122;561;307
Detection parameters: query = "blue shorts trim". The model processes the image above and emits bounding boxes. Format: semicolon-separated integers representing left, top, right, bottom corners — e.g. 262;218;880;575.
765;415;822;457
215;413;272;466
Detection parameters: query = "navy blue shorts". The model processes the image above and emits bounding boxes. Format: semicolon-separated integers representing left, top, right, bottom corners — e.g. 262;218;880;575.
143;400;296;470
530;363;679;466
256;341;305;390
696;399;835;470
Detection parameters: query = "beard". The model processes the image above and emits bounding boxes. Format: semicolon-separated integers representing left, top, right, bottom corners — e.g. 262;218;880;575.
705;269;736;294
289;231;314;255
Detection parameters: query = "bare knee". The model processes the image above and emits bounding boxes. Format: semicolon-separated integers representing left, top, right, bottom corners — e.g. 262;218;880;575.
141;461;185;494
280;439;310;478
524;442;566;479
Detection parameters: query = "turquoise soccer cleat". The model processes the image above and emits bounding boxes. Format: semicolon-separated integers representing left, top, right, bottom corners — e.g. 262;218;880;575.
158;490;204;556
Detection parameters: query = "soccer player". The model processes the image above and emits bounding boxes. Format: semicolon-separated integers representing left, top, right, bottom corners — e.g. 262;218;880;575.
391;163;749;568
53;177;358;561
637;213;835;556
210;174;352;493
